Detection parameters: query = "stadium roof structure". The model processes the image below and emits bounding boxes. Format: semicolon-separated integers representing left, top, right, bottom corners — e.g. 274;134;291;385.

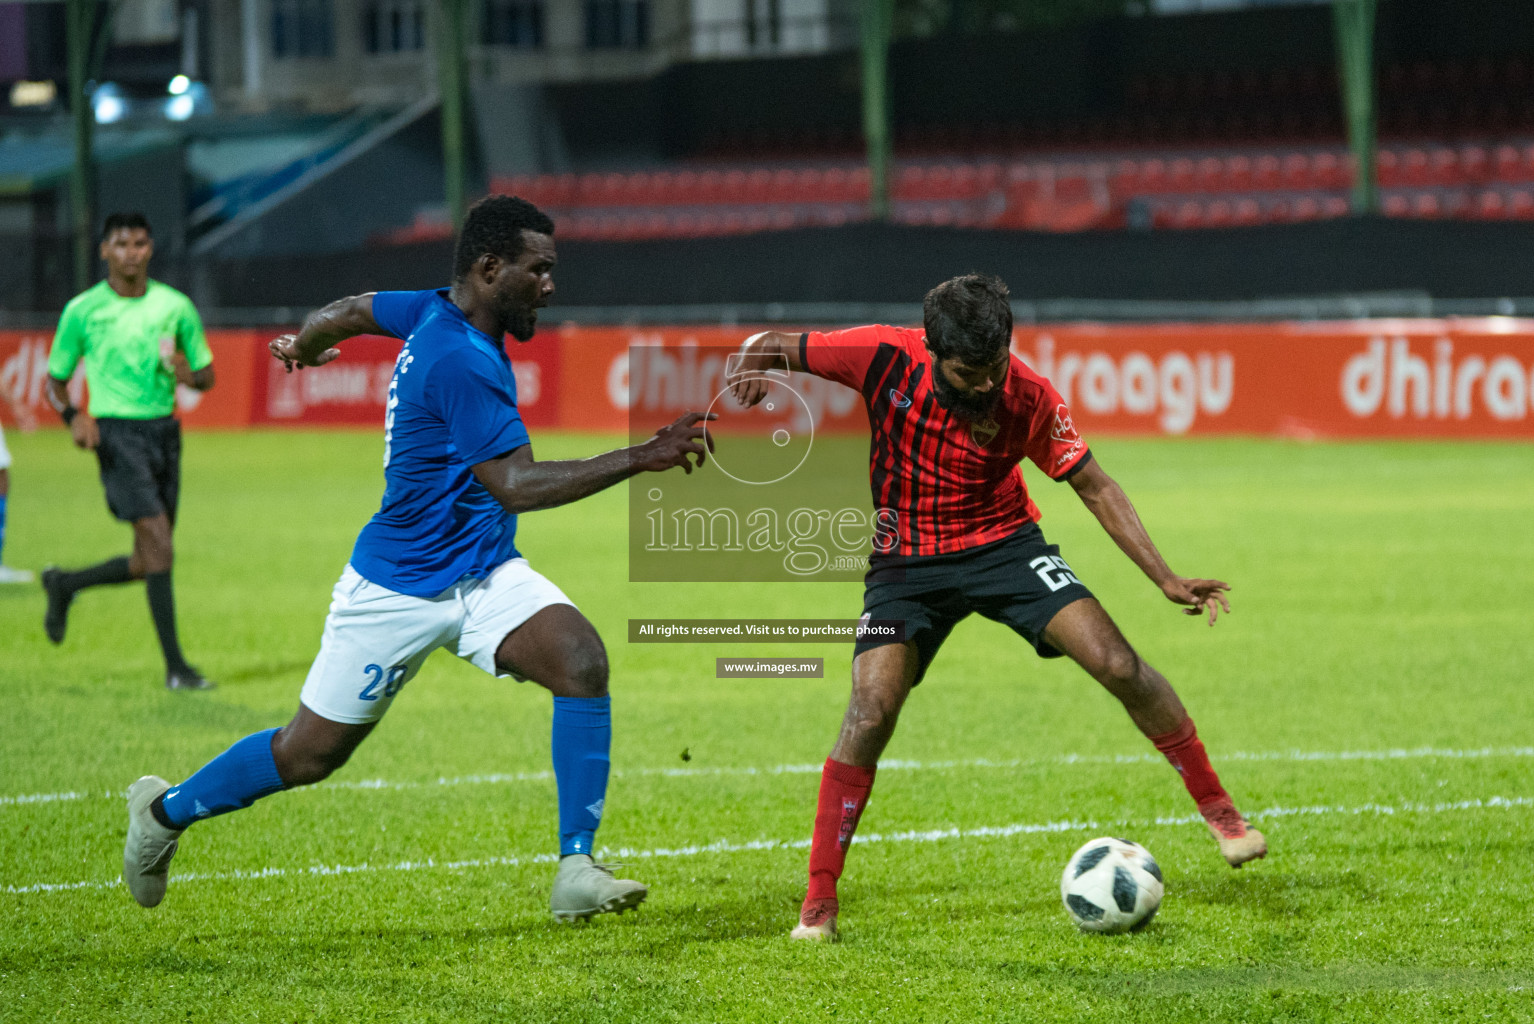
0;124;178;196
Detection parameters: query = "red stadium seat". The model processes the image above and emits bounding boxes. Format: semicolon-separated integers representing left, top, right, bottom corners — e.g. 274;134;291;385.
1376;149;1401;187
1510;190;1534;219
952;164;979;198
1281;153;1310;189
1226;155;1253;191
1232;198;1262;225
1111;158;1139;194
744;170;772;203
1382;193;1410;217
1427;148;1459;185
1312;152;1346;188
1401;148;1429;185
1411;192;1441;218
1196;157;1223;191
1170;158;1196;191
1461;145;1489;181
1253;154;1282;189
1203;200;1233;226
1494;145;1522;182
1475;190;1505;219
791;168;822;201
770;168;797;201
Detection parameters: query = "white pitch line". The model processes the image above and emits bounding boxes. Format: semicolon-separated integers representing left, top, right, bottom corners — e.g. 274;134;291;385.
6;794;1533;898
4;745;1532;811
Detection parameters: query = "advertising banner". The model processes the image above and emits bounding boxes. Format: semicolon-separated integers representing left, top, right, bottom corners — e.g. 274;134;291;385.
0;328;252;429
5;321;1533;439
1009;321;1534;439
248;330;561;429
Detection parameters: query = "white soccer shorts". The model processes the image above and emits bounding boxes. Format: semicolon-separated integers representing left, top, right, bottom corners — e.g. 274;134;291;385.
0;424;10;470
299;559;576;725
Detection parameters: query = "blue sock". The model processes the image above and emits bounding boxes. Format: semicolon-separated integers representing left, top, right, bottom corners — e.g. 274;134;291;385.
0;493;9;562
551;696;611;856
159;728;286;829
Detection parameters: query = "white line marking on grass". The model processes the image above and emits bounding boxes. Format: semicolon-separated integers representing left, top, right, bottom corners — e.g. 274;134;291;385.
4;744;1532;810
6;794;1532;897
0;791;98;807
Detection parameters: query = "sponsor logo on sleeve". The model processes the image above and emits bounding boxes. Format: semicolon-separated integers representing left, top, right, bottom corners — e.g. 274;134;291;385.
1052;405;1085;468
1051;404;1080;443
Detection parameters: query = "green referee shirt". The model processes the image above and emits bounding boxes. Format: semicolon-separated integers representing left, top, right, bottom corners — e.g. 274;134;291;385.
47;280;213;420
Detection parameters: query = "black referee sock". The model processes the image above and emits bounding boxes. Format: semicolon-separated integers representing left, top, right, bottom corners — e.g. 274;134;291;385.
145;571;192;674
57;556;134;596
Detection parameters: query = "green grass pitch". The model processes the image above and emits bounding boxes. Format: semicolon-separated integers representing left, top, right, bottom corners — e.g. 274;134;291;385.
2;429;1532;1022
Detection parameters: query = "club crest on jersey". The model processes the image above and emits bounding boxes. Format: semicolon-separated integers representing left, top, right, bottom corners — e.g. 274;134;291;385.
888;388;912;408
970;416;1000;448
1051;404;1080;443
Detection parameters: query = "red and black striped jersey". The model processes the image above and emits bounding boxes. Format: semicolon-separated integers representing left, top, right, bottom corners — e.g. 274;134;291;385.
801;325;1090;559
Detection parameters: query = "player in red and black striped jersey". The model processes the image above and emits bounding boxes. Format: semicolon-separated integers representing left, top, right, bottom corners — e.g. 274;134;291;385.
729;273;1266;942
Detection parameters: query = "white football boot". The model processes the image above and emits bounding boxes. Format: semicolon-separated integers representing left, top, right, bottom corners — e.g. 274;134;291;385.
549;855;647;922
122;776;183;907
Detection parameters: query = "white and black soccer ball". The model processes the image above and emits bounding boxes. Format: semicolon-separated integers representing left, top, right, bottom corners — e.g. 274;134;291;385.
1060;836;1164;934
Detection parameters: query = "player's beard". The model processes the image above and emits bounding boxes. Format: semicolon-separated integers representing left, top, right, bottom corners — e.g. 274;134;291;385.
503;295;539;343
932;371;1002;421
506;303;538;342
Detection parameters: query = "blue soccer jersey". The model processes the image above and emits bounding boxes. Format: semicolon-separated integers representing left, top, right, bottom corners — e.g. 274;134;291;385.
349;289;531;597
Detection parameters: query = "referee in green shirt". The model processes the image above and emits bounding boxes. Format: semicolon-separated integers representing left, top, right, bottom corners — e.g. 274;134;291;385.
42;213;217;690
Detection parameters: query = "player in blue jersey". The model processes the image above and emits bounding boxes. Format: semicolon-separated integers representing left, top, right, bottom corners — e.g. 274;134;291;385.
119;196;712;920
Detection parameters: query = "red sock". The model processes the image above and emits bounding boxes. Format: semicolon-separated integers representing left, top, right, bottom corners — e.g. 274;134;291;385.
1149;718;1230;810
805;758;877;904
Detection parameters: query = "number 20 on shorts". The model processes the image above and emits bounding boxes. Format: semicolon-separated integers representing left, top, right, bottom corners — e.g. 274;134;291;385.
359;663;409;701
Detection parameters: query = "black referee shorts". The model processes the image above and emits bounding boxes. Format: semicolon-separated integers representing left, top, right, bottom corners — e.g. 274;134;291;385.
95;417;182;525
853;522;1094;686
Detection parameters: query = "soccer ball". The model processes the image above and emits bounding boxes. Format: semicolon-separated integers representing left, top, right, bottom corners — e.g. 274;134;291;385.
1060;836;1164;934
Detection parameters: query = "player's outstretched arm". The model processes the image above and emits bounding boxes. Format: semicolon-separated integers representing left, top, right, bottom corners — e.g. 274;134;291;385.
472;412;717;515
269;293;385;372
728;331;807;407
1067;458;1231;625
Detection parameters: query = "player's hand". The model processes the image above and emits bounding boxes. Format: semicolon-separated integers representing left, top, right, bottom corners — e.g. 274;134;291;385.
727;345;784;408
70;412;100;451
1161;576;1231;626
269;333;340;372
169;352;194;387
636;412;717;474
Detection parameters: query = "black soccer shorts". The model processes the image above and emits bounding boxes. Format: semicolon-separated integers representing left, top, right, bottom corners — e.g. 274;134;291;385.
852;521;1094;686
95;417;183;524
